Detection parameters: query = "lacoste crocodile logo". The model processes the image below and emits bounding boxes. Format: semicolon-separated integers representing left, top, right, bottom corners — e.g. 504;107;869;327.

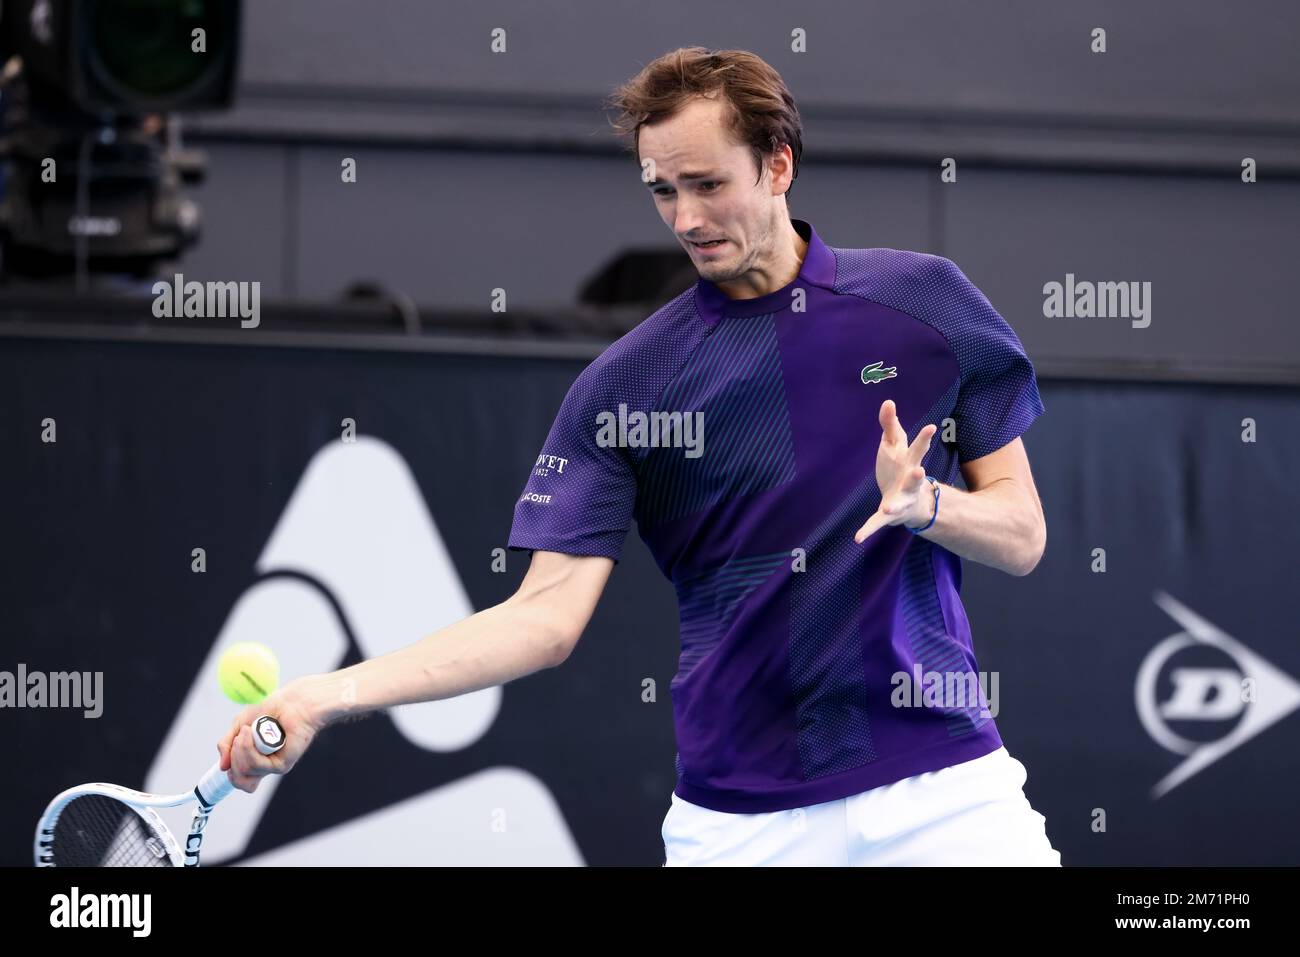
860;361;898;385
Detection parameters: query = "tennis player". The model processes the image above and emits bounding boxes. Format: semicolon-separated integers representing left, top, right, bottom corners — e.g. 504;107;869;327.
219;46;1059;867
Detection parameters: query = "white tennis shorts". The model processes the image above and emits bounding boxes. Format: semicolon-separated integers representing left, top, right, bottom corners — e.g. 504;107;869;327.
662;746;1061;866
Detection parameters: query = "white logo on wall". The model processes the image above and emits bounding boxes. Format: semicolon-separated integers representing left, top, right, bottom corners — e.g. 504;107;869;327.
1136;591;1300;799
146;437;583;865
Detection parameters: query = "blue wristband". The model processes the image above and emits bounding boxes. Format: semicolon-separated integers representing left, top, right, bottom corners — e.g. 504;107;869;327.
907;476;940;534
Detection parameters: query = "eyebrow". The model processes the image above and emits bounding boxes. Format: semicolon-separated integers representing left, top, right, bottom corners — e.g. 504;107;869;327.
645;171;719;188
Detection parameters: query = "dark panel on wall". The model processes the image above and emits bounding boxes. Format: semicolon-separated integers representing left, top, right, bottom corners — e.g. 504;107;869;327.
3;334;1297;865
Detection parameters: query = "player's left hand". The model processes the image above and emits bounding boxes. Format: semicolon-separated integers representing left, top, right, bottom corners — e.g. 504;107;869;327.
853;399;937;544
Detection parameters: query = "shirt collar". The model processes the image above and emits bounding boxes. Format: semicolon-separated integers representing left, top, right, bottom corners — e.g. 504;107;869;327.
694;218;836;329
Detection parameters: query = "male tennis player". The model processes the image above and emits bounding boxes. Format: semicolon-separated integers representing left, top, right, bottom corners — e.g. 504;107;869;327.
219;46;1059;866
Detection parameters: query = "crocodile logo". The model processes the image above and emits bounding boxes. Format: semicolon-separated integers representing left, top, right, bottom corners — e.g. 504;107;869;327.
860;361;898;385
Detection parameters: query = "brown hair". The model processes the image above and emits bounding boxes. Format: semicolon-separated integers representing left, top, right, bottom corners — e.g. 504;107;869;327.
604;47;803;199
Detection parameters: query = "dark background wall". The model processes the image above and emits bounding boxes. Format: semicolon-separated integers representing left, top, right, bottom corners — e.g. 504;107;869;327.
4;338;1298;866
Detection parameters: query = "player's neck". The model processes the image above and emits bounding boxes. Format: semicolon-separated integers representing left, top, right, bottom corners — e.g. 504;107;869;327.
715;221;809;301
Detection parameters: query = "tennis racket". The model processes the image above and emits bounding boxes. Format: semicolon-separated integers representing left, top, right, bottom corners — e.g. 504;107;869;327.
34;714;286;867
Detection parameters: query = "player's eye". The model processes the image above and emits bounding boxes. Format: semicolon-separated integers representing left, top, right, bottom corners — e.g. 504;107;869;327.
653;182;720;197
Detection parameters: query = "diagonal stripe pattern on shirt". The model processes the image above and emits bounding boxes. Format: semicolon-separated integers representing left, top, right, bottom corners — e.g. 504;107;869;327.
637;311;797;529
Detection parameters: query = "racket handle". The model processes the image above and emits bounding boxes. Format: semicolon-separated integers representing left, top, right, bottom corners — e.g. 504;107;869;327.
196;762;235;806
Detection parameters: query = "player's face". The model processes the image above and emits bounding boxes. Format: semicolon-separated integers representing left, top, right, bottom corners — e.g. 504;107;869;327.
640;96;791;287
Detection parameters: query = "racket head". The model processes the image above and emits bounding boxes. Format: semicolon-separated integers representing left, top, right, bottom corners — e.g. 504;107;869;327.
34;715;282;867
36;787;185;867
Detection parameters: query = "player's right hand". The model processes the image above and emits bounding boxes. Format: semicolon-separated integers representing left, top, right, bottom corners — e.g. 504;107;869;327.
217;678;323;793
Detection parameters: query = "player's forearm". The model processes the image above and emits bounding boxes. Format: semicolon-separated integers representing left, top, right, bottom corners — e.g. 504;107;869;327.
910;476;1045;576
290;597;564;725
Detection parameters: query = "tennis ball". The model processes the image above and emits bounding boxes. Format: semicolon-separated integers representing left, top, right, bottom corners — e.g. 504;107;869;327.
217;641;280;705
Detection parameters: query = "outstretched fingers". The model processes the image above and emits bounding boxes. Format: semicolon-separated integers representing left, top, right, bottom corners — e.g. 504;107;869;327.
878;400;908;447
908;423;937;464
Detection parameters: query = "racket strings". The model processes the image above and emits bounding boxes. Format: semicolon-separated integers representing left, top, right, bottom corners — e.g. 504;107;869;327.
48;795;176;867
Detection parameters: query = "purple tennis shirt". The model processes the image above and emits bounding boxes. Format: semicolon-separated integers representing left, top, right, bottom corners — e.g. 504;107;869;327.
508;218;1045;813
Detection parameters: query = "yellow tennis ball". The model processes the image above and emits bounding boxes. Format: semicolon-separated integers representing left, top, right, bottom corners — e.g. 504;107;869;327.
217;641;280;705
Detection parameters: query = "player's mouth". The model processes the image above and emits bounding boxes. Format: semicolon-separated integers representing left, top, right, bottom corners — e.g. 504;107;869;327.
691;239;728;254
